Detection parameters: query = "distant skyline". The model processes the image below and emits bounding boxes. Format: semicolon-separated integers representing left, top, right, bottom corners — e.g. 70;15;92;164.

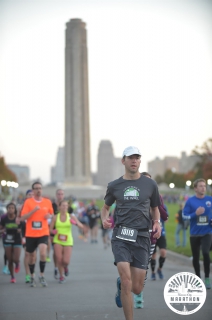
0;0;211;183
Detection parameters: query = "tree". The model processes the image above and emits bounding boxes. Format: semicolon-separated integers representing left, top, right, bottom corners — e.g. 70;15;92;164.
0;156;17;182
192;138;212;180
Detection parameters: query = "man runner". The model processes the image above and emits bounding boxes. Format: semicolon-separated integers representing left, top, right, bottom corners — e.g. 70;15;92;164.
101;146;161;320
20;181;53;287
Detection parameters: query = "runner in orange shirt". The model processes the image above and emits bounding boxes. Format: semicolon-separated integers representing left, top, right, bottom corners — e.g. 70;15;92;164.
19;181;53;287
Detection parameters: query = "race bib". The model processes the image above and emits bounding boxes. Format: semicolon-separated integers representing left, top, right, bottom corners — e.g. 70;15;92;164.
116;226;138;242
32;221;42;229
58;234;67;242
5;234;14;243
197;216;208;226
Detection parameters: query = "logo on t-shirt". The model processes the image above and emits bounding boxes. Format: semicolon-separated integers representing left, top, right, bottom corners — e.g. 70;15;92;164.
124;187;139;200
206;201;211;208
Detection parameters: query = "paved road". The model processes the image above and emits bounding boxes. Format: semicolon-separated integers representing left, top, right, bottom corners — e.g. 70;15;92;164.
0;227;211;320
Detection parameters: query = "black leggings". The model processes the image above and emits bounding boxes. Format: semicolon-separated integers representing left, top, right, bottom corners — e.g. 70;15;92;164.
190;234;212;278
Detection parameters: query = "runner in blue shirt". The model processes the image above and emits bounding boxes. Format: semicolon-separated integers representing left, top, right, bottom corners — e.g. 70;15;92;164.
183;178;212;289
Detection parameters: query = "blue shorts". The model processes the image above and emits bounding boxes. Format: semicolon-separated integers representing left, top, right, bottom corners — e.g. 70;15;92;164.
4;243;22;248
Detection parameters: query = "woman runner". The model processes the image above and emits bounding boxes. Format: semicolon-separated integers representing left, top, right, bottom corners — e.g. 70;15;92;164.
50;200;84;283
0;203;22;283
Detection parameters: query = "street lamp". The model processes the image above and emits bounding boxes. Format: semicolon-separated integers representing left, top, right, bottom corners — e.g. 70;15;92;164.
186;180;192;187
169;183;175;189
207;179;212;195
0;180;19;199
1;180;7;187
185;180;192;192
207;179;212;186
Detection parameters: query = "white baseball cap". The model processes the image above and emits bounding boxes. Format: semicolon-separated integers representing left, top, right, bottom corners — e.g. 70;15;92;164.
122;146;142;157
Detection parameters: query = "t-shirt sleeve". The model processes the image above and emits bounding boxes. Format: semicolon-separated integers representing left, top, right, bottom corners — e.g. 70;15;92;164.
150;183;161;208
21;200;30;216
104;184;116;207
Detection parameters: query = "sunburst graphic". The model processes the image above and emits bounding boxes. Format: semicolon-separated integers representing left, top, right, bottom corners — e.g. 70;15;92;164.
164;272;207;315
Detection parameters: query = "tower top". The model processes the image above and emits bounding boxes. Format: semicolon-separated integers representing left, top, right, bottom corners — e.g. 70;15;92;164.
66;19;86;28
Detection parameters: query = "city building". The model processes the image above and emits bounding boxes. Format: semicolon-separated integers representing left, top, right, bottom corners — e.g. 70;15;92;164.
64;18;91;185
148;152;200;179
7;164;30;185
51;147;64;184
95;140;124;187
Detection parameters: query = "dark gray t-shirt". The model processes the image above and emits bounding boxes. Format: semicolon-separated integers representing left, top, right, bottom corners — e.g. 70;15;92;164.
104;175;160;237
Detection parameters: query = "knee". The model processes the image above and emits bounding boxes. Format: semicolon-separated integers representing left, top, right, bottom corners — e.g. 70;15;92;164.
132;285;143;295
120;277;132;292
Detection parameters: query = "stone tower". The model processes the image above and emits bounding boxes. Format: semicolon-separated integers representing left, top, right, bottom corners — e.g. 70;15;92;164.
65;19;91;185
97;140;115;186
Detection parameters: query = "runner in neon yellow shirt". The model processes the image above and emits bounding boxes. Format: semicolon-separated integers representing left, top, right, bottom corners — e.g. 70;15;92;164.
50;200;84;283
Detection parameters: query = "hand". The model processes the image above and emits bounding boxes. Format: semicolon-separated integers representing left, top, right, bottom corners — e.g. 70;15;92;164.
52;229;58;235
44;214;52;220
102;218;112;229
152;221;162;239
196;207;205;216
15;217;21;225
33;206;40;212
70;218;77;225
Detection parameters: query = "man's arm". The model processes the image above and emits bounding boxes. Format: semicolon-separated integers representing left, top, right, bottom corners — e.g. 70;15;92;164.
151;206;162;239
182;200;204;221
101;204;112;229
19;206;40;221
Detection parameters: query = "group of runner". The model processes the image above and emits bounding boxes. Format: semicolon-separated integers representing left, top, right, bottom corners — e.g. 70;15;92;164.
0;182;88;286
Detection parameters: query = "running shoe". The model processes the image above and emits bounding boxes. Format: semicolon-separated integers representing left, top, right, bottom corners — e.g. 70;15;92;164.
115;277;122;308
134;291;144;309
157;269;164;280
2;265;10;275
151;272;156;280
25;274;31;283
205;278;211;289
46;256;51;263
64;267;69;277
59;276;66;284
15;262;20;273
54;268;59;279
30;277;36;287
10;277;16;283
39;276;48;287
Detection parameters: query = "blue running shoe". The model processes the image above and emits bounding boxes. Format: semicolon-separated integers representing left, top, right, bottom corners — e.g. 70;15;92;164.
157;269;164;280
115;277;122;308
134;291;144;309
204;278;211;290
151;272;156;280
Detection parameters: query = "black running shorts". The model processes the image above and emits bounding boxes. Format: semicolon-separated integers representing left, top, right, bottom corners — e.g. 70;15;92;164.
153;235;166;253
111;236;150;270
26;235;48;253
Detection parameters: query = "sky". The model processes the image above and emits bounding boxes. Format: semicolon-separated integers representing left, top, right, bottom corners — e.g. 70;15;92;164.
0;0;212;184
